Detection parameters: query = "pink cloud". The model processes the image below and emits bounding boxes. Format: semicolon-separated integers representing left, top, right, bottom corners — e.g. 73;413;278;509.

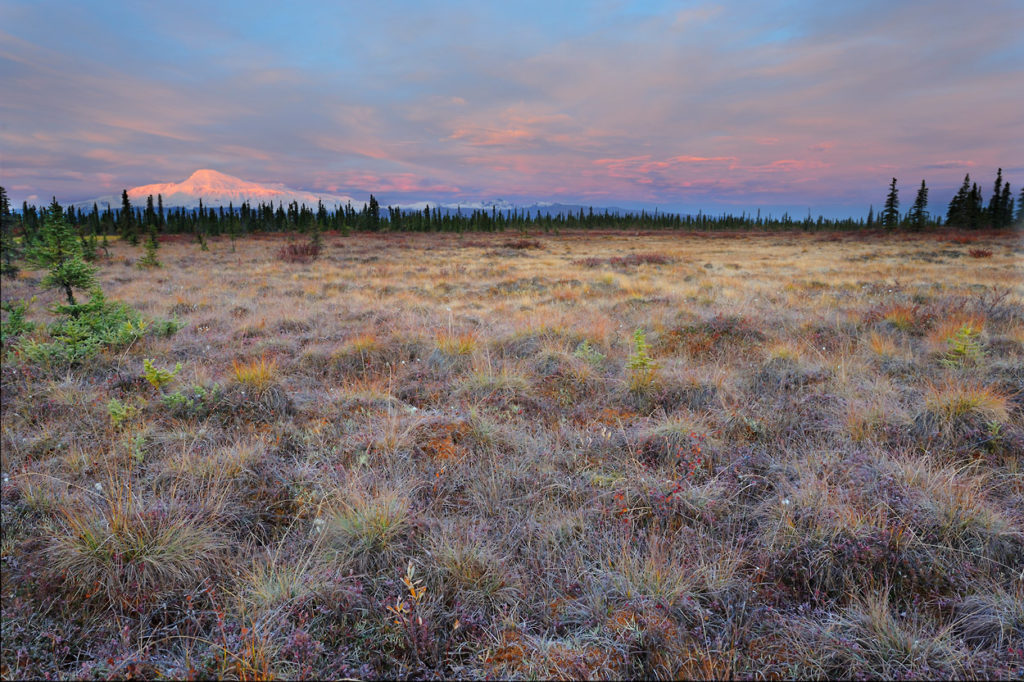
316;171;460;194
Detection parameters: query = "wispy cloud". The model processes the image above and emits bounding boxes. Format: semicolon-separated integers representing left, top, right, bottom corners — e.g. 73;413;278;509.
1;1;1021;214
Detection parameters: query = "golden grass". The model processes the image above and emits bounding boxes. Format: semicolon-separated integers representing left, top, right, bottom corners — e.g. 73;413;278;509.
3;229;1023;679
866;330;898;358
923;380;1009;424
232;354;278;392
435;331;478;356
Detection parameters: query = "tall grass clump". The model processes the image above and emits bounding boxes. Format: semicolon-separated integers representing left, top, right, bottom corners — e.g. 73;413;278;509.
48;487;222;607
232;354;278;394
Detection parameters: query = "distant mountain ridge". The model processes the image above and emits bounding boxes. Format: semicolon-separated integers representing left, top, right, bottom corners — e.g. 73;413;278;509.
75;169;357;210
73;169;629;216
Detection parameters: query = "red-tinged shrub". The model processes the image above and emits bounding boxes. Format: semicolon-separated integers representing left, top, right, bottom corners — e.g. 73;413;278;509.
502;238;543;249
277;242;321;263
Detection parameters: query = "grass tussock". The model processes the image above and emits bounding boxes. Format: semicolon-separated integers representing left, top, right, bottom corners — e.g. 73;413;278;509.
2;229;1022;679
48;490;223;608
232;354;278;393
922;379;1008;426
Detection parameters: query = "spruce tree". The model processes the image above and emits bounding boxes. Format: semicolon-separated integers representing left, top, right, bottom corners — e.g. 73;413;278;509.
987;168;1003;226
367;194;380;231
967;182;983;229
946;174;970;226
119;190;138;245
908;180;929;230
998;182;1012;229
866;205;874;229
145;194;156;230
882;178;900;227
30;198;98;310
1016;187;1024;226
0;186;18;277
138;223;161;268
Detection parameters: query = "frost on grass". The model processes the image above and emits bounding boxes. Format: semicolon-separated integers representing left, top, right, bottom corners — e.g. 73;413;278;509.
2;230;1023;679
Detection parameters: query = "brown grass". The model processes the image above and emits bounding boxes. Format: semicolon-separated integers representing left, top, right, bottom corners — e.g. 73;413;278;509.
2;229;1022;679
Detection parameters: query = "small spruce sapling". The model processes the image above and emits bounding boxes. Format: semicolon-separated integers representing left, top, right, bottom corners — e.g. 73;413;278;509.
29;198;99;313
626;328;659;393
138;225;161;268
143;358;182;390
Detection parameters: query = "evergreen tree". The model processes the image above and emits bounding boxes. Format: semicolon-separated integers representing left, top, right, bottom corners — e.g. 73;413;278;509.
946;174;971;226
79;217;98;262
119;190;138;245
998;182;1012;229
967;182;983;229
908;180;929;230
881;177;900;227
144;194;156;230
138;222;161;268
1016;187;1024;226
987;168;1003;226
29;198;99;310
367;194;380;231
865;205;874;229
0;186;18;277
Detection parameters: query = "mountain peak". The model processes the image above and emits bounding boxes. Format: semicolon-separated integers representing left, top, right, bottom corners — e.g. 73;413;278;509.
185;168;239;183
79;169;356;209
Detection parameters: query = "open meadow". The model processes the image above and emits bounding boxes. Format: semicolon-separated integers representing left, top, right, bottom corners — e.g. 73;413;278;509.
2;229;1023;679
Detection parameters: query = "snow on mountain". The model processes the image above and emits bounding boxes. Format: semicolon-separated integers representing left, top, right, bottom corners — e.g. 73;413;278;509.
78;169;356;210
73;169;628;217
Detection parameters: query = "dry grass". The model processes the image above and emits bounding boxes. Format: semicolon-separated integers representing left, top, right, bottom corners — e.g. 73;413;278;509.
922;380;1009;425
232;354;278;393
2;228;1023;679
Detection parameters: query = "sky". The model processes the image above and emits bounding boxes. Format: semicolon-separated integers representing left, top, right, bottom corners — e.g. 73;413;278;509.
1;0;1022;217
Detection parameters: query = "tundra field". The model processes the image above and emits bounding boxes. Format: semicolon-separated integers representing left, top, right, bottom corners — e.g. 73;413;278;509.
2;229;1023;679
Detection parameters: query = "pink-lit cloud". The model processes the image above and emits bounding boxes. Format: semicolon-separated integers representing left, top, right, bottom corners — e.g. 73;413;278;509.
1;1;1022;214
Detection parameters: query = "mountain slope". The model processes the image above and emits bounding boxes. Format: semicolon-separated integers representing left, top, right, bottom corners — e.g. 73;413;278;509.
78;169;356;209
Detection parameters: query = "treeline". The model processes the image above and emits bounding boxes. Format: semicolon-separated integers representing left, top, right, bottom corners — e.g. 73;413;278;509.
2;169;1021;252
871;169;1020;230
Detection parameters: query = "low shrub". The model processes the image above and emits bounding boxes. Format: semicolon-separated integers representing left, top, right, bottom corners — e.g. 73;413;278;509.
276;241;322;263
14;292;158;368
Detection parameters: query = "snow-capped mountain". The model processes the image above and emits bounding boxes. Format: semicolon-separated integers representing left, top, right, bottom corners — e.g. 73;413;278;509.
72;169;630;217
77;169;356;210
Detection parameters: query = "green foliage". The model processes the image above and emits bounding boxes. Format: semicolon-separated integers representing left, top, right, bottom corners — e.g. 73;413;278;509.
29;198;98;307
128;432;147;463
626;328;655;373
150;316;185;338
573;339;606;366
942;324;984;368
106;398;139;429
1;299;34;350
626;328;659;394
0;185;19;277
143;358;182;390
120;190;138;245
162;384;223;420
138;227;161;268
16;291;151;368
80;230;98;263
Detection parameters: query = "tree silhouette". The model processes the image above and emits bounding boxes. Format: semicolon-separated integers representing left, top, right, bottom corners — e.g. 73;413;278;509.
907;180;929;230
881;178;900;227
